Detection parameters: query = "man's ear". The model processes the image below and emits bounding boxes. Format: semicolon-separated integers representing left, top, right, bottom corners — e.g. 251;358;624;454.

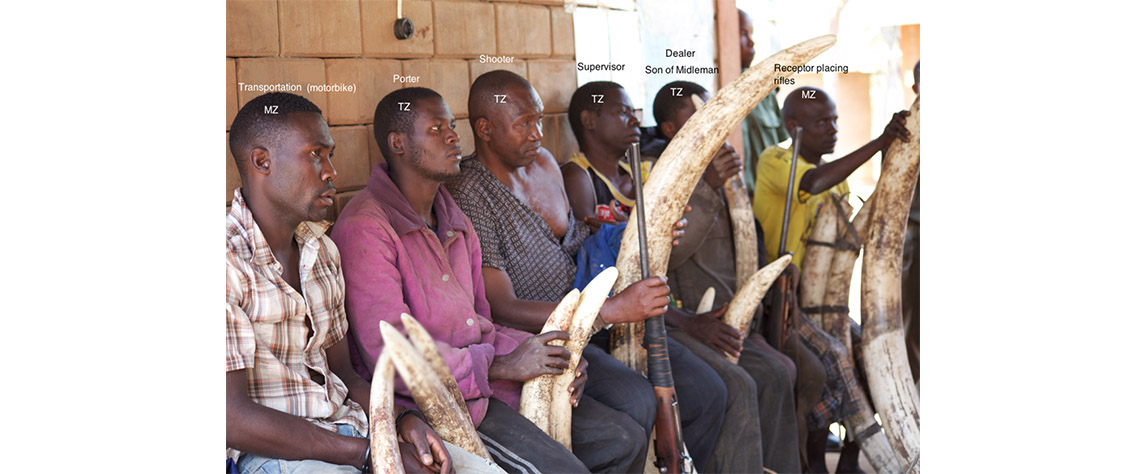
387;132;404;157
474;117;493;143
250;148;270;175
784;118;799;135
660;120;679;140
581;109;596;131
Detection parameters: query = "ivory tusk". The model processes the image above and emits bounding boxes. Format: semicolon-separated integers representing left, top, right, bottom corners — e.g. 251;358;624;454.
799;196;840;327
821;195;869;352
369;351;404;474
379;321;492;460
550;267;618;450
691;93;759;291
696;287;716;314
861;96;920;471
400;313;471;422
518;289;581;436
611;35;837;373
723;254;792;363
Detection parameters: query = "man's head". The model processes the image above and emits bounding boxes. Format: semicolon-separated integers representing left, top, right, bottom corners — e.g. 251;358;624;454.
568;81;640;153
469;70;545;168
913;60;920;94
374;87;462;182
782;87;838;160
228;92;337;222
652;81;709;140
739;8;755;69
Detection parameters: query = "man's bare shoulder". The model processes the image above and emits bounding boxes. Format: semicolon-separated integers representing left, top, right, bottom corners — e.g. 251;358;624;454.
530;146;567;186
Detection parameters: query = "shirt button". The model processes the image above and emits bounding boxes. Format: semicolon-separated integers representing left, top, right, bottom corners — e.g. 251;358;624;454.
446;230;454;237
466;318;474;326
442;274;450;282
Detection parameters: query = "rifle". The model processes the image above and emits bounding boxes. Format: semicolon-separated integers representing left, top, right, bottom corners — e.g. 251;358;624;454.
769;127;803;353
629;142;694;474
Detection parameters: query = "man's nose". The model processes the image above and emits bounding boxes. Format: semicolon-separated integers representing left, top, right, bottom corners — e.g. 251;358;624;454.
445;126;460;144
321;156;337;181
531;120;543;141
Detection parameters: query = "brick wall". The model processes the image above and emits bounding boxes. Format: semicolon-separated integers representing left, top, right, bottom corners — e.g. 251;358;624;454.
226;0;579;219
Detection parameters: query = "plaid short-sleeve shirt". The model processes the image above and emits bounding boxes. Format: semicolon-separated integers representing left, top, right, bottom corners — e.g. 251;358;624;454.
226;189;368;460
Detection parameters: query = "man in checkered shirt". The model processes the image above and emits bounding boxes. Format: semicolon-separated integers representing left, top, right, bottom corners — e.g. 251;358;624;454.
226;92;453;473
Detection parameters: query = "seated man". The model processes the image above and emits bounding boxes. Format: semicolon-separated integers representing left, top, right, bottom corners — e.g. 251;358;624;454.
645;80;801;474
754;86;908;473
450;72;727;473
226;92;452;473
330;87;647;474
752;86;910;268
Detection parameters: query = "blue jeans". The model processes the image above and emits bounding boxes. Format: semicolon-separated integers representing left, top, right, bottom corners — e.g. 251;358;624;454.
236;424;365;474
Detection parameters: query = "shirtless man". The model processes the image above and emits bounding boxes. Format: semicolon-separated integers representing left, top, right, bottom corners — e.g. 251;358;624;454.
448;71;727;473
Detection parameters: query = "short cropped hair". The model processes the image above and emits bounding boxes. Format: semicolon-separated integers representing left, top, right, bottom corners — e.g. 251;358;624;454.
373;87;444;161
228;92;322;180
469;70;534;123
652;81;708;128
567;81;622;143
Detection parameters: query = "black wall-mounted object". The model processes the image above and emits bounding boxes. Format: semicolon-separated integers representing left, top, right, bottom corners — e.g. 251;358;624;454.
394;17;413;40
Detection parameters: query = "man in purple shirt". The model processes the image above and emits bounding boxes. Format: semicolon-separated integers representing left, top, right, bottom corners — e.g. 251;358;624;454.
331;87;648;474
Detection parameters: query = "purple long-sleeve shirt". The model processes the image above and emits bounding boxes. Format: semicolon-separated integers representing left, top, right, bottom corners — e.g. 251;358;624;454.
330;163;529;427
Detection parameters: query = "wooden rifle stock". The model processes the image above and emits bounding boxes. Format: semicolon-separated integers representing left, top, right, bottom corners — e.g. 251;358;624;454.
630;143;691;473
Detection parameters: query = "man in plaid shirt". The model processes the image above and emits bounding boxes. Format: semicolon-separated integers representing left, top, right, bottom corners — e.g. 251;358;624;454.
226;92;453;473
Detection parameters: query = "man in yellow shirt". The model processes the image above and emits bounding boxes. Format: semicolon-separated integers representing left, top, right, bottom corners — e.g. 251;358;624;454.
752;87;911;267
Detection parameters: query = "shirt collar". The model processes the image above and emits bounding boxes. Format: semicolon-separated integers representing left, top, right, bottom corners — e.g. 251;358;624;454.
229;189;330;266
366;162;468;237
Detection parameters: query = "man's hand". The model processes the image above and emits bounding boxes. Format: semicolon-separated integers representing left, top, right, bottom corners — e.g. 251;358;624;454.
397;415;454;474
683;304;744;359
878;110;911;147
489;331;572;382
568;356;588;407
599;276;671;324
702;143;744;190
672;211;689;247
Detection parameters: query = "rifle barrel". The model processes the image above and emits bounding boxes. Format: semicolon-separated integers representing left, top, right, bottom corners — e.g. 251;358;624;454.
778;127;803;257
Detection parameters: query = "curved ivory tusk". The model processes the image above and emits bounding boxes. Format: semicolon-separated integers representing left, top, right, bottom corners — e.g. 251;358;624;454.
518;289;581;436
810;194;905;473
691;93;759;291
861;96;920;471
550;267;618;450
800;196;840;327
696;286;716;314
370;351;404;474
821;195;869;351
610;35;837;373
400;313;471;423
723;254;792;363
379;321;492;460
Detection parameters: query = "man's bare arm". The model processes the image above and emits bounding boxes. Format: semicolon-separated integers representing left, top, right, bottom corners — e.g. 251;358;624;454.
482;266;560;333
226;370;368;468
561;164;598;222
799;111;910;195
483;266;673;333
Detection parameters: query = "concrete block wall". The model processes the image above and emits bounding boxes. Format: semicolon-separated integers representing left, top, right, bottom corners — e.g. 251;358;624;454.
226;0;580;218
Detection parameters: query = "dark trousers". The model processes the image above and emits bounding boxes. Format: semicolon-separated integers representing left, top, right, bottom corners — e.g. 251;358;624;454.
583;337;726;473
671;329;801;474
477;397;647;474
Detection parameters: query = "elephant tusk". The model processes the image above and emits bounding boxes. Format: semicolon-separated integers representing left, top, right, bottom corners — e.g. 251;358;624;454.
722;254;792;363
860;96;920;472
610;35;838;373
